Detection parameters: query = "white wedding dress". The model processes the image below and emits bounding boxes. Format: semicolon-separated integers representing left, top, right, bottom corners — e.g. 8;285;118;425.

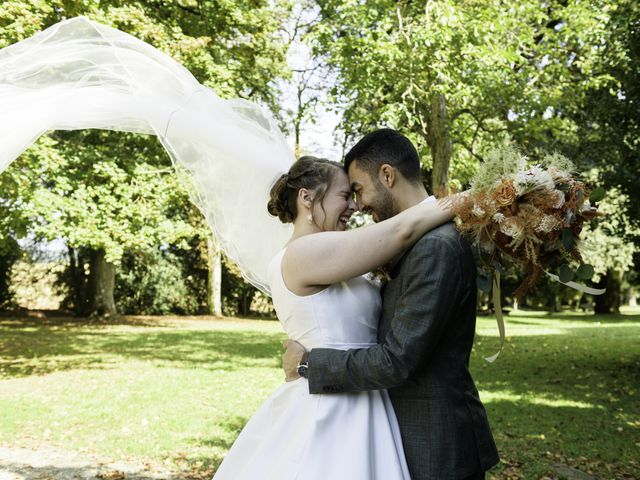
213;249;411;479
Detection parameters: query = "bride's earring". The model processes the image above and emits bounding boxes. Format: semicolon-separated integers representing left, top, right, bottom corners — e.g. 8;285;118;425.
303;192;314;224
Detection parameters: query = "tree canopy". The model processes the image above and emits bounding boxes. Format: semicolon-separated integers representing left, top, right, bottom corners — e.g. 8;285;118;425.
0;0;293;315
0;0;637;315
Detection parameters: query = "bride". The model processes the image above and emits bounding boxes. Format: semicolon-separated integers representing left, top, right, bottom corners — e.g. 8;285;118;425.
0;17;456;479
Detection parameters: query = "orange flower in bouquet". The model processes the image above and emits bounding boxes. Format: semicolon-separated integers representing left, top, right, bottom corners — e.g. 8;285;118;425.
493;179;517;207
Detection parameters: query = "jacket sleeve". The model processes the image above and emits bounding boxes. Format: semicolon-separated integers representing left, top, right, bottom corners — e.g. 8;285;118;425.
307;234;464;394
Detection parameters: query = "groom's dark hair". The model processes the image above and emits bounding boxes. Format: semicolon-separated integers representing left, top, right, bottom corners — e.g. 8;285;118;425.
343;129;422;184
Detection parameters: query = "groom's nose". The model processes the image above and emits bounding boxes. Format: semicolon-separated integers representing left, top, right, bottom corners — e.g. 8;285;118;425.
353;193;363;211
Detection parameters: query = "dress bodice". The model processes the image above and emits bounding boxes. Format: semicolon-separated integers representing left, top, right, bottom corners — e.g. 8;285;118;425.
268;249;382;350
217;249;411;480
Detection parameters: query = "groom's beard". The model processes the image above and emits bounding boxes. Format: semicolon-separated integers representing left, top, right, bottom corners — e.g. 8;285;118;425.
370;185;398;222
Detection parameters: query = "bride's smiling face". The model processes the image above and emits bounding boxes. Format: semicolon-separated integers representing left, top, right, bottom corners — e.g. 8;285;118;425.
313;169;357;232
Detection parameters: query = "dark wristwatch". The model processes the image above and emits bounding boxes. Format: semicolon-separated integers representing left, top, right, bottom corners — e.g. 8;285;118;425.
296;351;310;378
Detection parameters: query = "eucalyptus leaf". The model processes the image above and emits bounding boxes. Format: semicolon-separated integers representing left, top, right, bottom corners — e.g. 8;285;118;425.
476;274;493;293
576;264;595;280
562;229;574;251
589;187;606;203
559;264;575;283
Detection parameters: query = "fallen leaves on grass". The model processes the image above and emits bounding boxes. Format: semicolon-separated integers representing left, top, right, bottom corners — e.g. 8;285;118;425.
97;470;126;480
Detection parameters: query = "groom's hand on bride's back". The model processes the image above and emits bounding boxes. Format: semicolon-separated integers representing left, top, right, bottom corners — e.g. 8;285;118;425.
282;340;306;382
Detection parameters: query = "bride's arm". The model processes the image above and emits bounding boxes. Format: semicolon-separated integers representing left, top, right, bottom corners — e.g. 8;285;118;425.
283;195;458;288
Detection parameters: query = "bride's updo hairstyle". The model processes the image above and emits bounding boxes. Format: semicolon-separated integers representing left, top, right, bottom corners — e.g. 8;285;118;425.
268;156;344;224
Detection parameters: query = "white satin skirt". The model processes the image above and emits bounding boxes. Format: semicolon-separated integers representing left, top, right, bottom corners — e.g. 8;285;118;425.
213;378;411;479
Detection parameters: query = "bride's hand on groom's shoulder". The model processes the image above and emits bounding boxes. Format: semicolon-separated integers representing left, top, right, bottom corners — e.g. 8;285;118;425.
282;340;306;382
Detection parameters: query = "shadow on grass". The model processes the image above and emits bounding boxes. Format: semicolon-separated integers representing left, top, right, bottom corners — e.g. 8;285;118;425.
472;327;639;398
546;312;640;323
505;310;640;326
195;415;249;453
171;415;250;477
0;461;183;480
482;400;639;479
471;327;640;478
0;317;285;378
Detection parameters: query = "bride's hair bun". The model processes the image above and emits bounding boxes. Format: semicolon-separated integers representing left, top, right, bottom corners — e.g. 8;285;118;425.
268;156;344;225
267;173;294;223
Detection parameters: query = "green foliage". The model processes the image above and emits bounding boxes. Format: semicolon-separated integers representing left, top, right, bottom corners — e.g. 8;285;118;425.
581;186;639;281
576;264;594;280
0;0;291;105
115;242;209;315
5;131;205;265
310;0;615;185
558;0;640;227
589;187;606;203
221;254;259;317
0;1;293;315
0;236;21;309
0;0;292;263
558;264;574;283
307;0;638;302
2;0;636;315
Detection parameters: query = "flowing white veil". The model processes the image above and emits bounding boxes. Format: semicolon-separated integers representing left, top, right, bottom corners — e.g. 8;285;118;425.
0;17;295;294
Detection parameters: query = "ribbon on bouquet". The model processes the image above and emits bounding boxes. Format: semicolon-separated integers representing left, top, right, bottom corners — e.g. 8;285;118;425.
484;271;505;363
483;270;606;363
544;271;607;295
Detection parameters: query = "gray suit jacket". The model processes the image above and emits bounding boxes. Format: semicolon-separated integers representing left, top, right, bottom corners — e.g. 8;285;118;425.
307;223;499;479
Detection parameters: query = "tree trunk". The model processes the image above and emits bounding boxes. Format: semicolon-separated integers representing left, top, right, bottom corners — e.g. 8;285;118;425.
546;292;561;313
428;93;453;195
476;290;490;314
594;269;623;314
207;236;222;316
294;122;301;159
238;288;255;317
293;80;305;158
67;246;88;315
84;248;117;318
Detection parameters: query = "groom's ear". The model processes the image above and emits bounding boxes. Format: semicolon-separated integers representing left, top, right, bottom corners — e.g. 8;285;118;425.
378;164;396;188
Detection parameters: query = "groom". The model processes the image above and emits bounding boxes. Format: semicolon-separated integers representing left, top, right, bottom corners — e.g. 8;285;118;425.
283;129;499;479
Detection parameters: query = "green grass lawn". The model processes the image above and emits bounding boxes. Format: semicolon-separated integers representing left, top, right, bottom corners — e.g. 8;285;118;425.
473;308;639;479
0;309;638;479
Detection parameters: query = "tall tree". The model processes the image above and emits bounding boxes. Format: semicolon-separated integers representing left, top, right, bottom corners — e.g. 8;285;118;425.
576;6;639;222
207;235;223;316
581;189;638;313
527;0;640;307
310;0;615;191
277;0;334;158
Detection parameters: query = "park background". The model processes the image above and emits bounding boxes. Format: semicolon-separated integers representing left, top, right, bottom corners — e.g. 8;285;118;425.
0;1;638;479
